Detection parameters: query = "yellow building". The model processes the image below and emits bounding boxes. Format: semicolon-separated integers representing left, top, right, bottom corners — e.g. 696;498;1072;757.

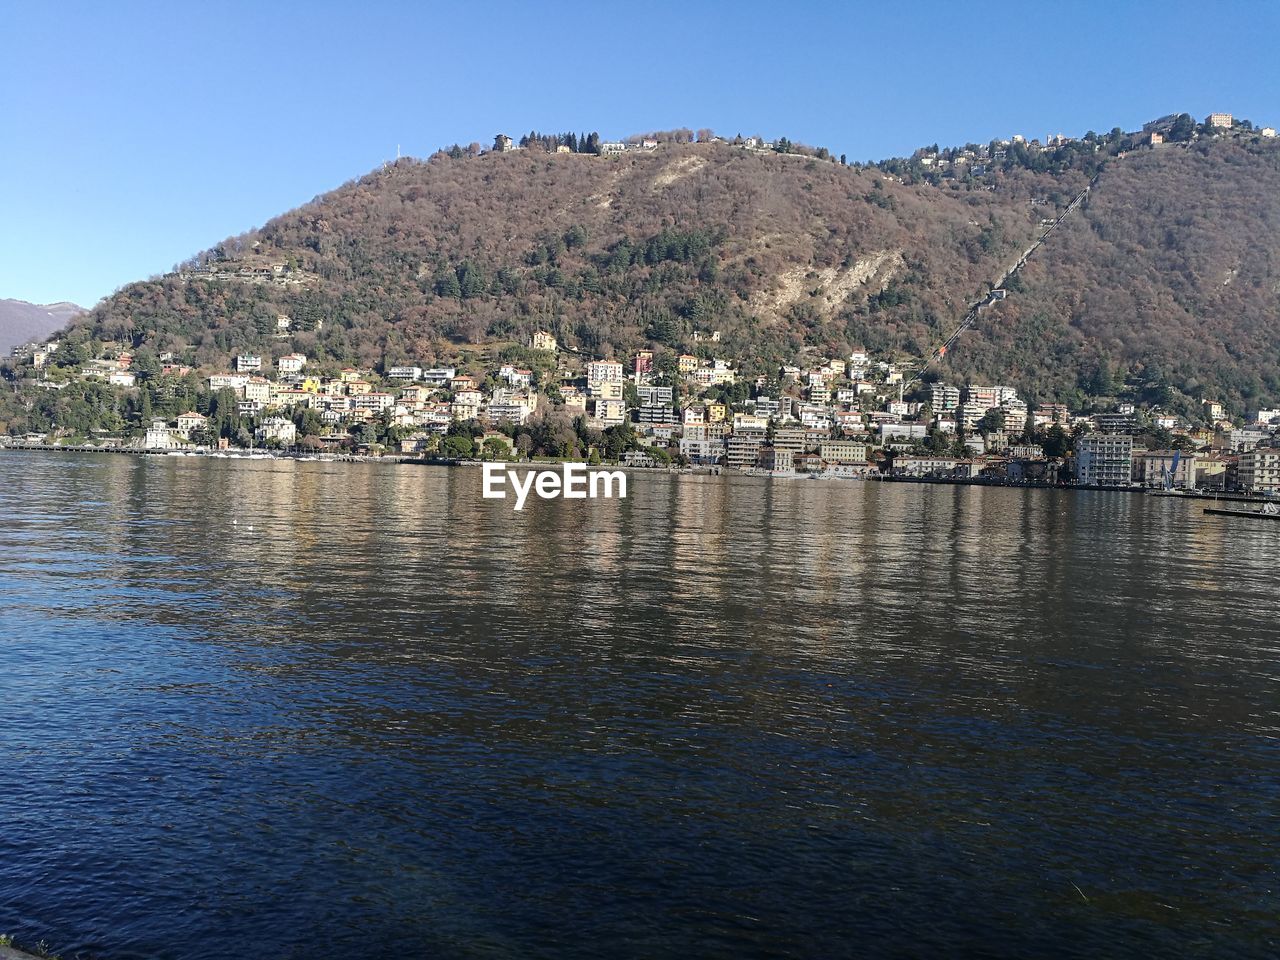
820;440;868;464
244;377;272;404
706;402;727;423
677;354;699;374
531;331;557;352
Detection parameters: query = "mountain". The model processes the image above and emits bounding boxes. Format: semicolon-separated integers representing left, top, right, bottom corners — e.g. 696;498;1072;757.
0;299;84;354
949;137;1280;410
5;121;1280;437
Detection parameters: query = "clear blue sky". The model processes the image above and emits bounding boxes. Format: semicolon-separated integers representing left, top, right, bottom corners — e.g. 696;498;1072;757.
2;0;1277;308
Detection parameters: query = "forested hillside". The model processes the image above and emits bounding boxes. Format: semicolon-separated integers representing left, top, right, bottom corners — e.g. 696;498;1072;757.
947;137;1280;413
63;142;1048;370
5;121;1280;435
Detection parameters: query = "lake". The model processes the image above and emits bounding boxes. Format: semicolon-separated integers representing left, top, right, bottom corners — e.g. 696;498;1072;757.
0;451;1277;959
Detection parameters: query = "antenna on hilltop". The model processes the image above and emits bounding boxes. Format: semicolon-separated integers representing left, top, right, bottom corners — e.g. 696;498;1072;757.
396;144;401;160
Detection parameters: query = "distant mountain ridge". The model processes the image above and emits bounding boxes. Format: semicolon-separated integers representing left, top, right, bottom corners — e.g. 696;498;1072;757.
0;299;84;354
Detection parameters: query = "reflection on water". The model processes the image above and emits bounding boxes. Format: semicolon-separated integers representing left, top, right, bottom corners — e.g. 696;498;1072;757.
0;452;1277;960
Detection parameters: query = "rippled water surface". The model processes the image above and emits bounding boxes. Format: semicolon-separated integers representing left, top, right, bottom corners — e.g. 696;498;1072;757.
0;452;1277;959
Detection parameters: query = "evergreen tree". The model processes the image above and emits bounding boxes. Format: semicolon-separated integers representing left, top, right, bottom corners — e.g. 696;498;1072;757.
434;268;462;299
1169;114;1196;142
457;261;486;299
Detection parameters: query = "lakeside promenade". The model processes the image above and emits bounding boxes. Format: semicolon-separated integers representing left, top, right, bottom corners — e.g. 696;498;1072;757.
4;442;1278;503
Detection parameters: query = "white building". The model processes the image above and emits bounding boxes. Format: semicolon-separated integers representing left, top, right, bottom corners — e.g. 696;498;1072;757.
1238;448;1280;494
879;423;927;442
587;361;624;387
1076;434;1133;487
637;385;674;406
487;403;531;425
1229;427;1272;451
930;383;960;415
278;353;307;375
143;418;182;450
210;373;250;392
892;456;958;478
421;367;456;386
387;365;423;382
354;392;395;414
256;416;297;446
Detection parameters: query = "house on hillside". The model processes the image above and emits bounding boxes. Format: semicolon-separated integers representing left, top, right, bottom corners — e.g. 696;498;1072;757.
387;365;423;382
175;411;207;437
278;353;307;375
256;416;297;446
143;418;182;450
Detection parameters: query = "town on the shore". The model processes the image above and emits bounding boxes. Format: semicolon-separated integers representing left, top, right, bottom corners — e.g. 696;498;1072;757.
7;324;1280;496
5;109;1279;494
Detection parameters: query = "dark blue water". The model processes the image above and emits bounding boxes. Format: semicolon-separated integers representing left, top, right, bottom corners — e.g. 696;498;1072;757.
0;452;1277;958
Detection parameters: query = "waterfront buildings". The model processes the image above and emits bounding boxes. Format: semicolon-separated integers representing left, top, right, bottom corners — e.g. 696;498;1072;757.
16;318;1280;487
1132;450;1197;489
1238;448;1280;494
725;429;765;470
1076;435;1134;486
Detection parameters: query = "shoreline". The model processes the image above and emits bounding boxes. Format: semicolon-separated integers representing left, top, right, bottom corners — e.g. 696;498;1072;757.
3;442;1274;502
0;942;44;960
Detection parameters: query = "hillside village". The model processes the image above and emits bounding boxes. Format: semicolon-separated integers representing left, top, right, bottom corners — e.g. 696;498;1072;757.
8;320;1280;495
4;111;1280;495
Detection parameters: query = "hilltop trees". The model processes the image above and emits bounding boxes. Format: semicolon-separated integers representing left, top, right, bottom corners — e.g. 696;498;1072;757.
1168;113;1196;142
518;130;601;154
